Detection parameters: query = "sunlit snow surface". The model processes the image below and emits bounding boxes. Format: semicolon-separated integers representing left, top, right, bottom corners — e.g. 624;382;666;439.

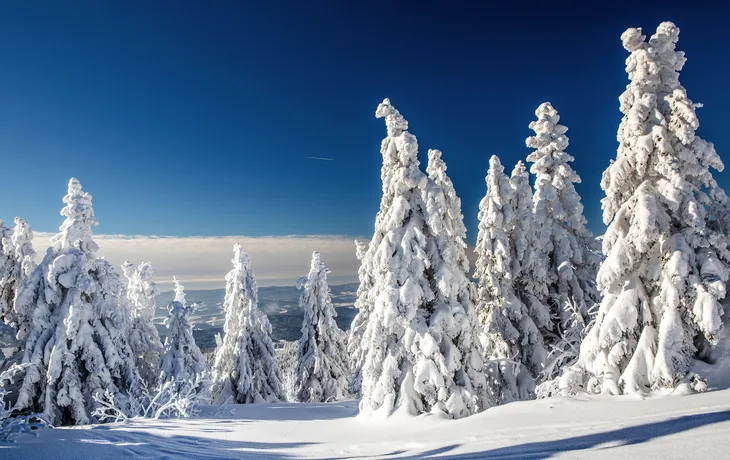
4;387;730;459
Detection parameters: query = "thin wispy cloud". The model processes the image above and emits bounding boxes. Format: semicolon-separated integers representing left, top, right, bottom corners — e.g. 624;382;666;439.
304;156;334;161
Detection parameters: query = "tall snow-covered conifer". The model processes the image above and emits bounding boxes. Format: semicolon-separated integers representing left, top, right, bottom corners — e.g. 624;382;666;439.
509;161;548;326
212;244;283;403
571;22;730;395
0;220;14;366
0;220;14;327
526;103;601;380
347;239;371;395
122;261;163;388
348;97;422;396
173;276;186;306
159;300;206;386
2;179;140;425
358;99;487;419
426;149;470;272
0;218;36;370
474;156;545;403
0;218;36;339
424;148;488;410
295;252;350;402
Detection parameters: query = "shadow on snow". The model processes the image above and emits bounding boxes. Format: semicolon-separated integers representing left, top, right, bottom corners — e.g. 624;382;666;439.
2;406;727;459
393;409;730;459
0;427;314;459
200;400;360;422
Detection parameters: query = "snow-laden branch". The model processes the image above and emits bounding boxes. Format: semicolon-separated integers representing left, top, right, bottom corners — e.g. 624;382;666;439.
0;386;50;442
93;375;211;422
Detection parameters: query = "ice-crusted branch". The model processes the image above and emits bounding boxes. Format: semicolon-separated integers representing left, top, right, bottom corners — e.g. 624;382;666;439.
93;375;211;422
0;387;50;442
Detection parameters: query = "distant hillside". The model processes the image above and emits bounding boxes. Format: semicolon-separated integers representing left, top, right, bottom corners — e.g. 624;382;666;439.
154;283;359;350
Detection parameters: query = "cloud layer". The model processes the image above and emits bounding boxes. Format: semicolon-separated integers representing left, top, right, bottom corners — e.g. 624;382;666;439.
34;233;363;290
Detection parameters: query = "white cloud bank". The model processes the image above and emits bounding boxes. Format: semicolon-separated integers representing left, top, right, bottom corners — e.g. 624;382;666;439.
34;233;364;290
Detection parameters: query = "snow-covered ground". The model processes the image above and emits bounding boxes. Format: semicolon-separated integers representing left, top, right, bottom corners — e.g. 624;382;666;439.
4;388;730;459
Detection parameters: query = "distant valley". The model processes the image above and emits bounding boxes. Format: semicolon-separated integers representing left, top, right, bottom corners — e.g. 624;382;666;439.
154;283;359;350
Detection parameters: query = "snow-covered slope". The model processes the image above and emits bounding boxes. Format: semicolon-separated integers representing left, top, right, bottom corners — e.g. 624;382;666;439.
4;388;730;459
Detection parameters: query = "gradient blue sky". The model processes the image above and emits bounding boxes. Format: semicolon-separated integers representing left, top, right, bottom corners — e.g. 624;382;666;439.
1;0;728;242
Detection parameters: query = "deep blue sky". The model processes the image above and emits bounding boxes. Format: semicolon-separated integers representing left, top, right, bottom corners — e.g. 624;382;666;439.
1;1;728;242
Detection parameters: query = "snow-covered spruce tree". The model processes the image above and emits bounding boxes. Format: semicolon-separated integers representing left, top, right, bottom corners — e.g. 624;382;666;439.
6;219;36;288
0;218;37;370
0;220;13;367
474;155;545;403
509;160;552;329
526;102;601;378
358;99;487;419
347;239;371;396
0;220;13;326
424;149;489;410
350;150;475;398
159;300;206;386
426;149;470;273
509;162;553;353
275;340;298;402
173;276;186;306
0;218;36;335
295;252;350;402
1;178;140;425
212;244;283;403
348;98;424;397
509;160;550;336
570;23;730;395
122;261;163;388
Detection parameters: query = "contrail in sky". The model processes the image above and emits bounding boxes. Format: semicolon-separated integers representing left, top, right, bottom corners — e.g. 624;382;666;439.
305;156;334;161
